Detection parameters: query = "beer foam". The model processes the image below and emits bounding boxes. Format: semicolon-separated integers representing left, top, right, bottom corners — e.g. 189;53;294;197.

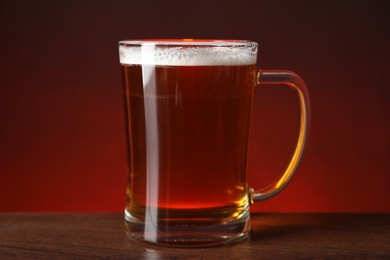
119;41;257;66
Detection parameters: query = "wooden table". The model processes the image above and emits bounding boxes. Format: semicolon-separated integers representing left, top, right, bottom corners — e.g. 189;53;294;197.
0;213;389;259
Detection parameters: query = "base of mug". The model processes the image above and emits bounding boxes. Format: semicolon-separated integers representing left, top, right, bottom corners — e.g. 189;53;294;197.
124;207;251;247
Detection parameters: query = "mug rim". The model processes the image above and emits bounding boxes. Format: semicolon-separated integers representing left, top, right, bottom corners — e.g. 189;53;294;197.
118;39;257;48
119;39;258;66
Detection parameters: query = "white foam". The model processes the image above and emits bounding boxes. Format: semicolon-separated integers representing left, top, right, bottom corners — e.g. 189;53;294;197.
119;41;257;66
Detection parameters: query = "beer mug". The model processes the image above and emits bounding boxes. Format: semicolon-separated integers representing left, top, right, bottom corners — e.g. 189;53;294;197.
119;39;310;247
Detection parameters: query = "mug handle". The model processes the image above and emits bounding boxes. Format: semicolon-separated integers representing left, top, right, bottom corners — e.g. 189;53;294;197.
250;70;311;203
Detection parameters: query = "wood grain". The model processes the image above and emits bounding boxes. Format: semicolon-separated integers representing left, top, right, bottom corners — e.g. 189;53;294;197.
0;213;389;259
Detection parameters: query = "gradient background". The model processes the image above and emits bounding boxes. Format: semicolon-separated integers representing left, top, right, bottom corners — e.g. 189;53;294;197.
0;0;389;212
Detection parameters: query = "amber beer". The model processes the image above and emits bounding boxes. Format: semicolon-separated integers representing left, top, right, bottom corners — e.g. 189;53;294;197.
122;64;256;216
120;40;259;245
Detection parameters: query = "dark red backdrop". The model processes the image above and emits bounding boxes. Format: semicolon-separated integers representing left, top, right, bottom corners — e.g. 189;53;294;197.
0;0;389;212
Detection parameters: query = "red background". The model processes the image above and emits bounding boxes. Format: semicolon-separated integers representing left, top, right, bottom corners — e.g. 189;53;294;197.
0;0;389;212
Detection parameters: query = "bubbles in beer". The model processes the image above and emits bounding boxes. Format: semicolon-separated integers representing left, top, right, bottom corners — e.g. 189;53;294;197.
119;41;257;66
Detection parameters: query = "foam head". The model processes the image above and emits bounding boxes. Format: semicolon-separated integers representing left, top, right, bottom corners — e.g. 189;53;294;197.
119;40;258;66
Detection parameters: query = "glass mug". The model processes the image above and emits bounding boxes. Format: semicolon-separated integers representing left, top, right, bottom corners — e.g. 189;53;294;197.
119;39;310;247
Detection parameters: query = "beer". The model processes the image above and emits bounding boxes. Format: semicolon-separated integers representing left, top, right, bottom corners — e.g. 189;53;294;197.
120;41;257;244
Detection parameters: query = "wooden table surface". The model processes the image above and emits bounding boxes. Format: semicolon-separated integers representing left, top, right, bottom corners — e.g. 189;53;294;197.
0;213;389;259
